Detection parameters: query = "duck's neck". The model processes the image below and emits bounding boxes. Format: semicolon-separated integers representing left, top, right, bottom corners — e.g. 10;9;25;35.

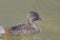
28;19;40;31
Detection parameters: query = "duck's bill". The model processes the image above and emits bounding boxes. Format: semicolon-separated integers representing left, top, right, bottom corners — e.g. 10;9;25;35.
38;18;47;23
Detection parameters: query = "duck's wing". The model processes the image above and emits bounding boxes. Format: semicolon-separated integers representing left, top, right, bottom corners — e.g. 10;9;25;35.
9;23;34;32
9;24;27;31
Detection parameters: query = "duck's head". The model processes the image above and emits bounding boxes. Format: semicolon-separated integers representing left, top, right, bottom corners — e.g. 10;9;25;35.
27;11;42;22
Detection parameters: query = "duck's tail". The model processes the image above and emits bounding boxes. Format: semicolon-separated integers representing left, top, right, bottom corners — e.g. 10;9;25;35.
0;26;5;34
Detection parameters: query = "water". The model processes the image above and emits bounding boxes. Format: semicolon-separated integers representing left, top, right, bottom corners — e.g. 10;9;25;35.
0;0;60;40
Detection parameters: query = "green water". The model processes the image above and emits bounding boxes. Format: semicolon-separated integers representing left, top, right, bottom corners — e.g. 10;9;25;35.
0;0;60;40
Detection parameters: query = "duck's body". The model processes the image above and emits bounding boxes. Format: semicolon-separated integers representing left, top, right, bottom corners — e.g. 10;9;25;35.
8;21;40;36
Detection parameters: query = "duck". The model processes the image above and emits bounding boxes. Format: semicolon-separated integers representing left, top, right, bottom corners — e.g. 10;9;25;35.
7;11;42;36
0;11;42;36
